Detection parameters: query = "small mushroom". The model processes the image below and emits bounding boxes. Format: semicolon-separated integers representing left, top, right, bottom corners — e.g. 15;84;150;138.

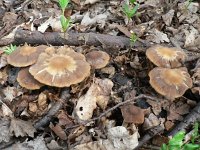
17;67;44;90
7;44;48;67
149;67;193;99
29;47;91;87
146;45;186;68
86;50;110;69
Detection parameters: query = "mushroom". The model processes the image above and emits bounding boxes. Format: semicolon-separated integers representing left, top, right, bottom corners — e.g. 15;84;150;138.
149;67;192;99
7;44;48;67
86;50;110;69
146;45;186;68
29;47;91;87
17;67;44;90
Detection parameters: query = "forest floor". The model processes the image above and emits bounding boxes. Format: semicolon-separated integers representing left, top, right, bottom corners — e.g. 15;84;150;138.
0;0;200;149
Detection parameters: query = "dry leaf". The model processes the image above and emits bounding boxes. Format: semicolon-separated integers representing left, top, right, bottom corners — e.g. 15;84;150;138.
162;9;175;26
147;99;170;115
81;12;107;26
184;26;199;47
49;123;67;140
0;67;8;84
120;104;145;124
2;103;13;117
101;66;115;78
0;118;11;142
152;135;169;147
37;16;61;33
4;136;48;150
47;140;63;150
143;113;160;130
29;102;38;113
3;86;23;102
74;78;113;120
10;118;36;137
37;92;47;108
147;29;170;43
58;110;74;127
107;126;139;150
84;0;100;5
0;54;8;69
165;120;174;131
167;103;190;121
73;126;139;150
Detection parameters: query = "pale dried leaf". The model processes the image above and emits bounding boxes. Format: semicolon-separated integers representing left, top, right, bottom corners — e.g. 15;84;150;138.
2;103;13;117
143;113;160;130
184;26;199;47
73;126;139;150
0;54;8;69
47;140;63;150
10;118;36;137
38;16;61;33
84;0;100;5
4;136;48;150
147;29;170;43
81;12;107;26
74;78;113;120
162;9;175;26
107;126;139;150
0;118;11;142
3;86;23;102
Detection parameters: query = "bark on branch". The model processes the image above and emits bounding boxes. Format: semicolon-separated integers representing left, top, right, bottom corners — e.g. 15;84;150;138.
1;29;148;51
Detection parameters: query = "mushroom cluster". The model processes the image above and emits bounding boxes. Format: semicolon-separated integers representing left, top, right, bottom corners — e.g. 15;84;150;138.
146;45;192;100
7;45;91;89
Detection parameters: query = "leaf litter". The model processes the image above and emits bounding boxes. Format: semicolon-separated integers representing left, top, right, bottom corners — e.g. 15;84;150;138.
0;0;199;149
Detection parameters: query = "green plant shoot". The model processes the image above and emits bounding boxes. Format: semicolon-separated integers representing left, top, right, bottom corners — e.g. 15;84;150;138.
130;30;137;46
58;0;71;33
161;122;200;150
3;44;17;55
130;0;136;4
60;15;71;32
59;0;69;14
122;2;139;21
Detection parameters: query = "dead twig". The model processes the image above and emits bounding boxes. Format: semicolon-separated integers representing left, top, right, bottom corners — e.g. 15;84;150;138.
66;94;163;130
134;125;164;150
34;101;63;130
167;101;200;136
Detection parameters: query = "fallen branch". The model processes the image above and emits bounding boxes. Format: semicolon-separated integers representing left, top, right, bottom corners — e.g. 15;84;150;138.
34;101;63;130
134;125;164;150
1;28;149;51
167;101;200;136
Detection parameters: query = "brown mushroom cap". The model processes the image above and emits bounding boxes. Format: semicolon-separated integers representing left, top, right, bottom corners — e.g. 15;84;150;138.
29;47;91;87
86;51;110;69
146;45;186;68
17;67;44;90
149;67;192;99
7;44;48;67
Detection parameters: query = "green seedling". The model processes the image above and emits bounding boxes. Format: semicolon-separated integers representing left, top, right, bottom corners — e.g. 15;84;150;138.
122;1;139;21
59;0;69;14
3;44;17;55
58;0;71;34
130;30;138;46
60;15;71;33
161;122;200;150
130;0;136;4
